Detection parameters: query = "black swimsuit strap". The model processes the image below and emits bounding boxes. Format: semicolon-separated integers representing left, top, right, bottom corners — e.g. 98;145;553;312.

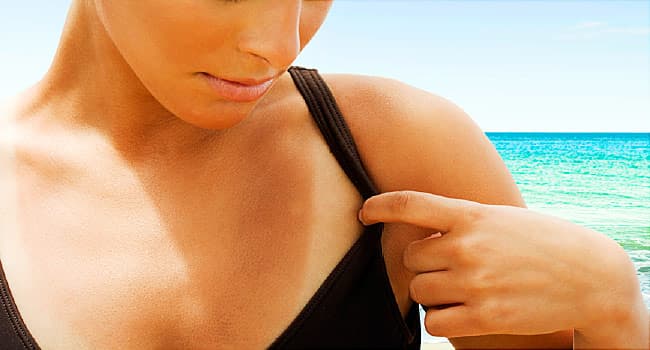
288;66;379;200
0;260;39;350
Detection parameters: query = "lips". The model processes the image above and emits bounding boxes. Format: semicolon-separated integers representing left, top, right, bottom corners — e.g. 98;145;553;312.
200;72;275;103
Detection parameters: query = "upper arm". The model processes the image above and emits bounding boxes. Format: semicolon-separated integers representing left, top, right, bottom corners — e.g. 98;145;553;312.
329;74;523;207
328;74;573;348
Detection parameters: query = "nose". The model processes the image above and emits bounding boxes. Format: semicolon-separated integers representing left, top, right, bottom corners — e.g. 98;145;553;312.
237;2;302;69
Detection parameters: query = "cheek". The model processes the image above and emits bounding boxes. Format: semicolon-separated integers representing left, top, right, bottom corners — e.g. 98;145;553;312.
299;1;333;49
95;1;250;129
97;1;233;74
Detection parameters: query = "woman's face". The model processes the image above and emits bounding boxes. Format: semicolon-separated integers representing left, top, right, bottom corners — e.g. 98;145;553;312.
94;0;333;129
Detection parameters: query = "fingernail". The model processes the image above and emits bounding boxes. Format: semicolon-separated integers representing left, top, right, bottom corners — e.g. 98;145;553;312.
358;209;368;225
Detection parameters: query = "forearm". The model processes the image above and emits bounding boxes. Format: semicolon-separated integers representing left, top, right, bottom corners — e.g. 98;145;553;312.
574;303;649;349
449;330;573;349
568;225;649;349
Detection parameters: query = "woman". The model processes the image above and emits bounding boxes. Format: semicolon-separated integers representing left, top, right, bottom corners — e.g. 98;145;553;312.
0;1;646;349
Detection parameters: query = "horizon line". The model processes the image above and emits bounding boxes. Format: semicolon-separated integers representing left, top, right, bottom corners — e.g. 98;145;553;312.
484;131;650;134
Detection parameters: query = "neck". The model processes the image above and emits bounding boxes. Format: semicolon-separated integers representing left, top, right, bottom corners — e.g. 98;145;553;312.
19;0;221;157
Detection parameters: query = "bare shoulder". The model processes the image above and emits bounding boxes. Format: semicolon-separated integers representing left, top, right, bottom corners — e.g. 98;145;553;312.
321;73;524;207
0;96;15;124
0;96;19;153
0;91;32;136
0;96;21;247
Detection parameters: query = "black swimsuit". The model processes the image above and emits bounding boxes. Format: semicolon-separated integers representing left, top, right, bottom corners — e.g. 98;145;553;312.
0;66;421;349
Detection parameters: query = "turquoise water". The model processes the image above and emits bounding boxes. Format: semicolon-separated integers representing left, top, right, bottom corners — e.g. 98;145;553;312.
422;132;649;344
489;132;650;305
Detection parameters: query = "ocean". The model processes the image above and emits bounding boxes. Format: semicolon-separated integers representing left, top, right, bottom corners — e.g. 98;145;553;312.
422;132;650;344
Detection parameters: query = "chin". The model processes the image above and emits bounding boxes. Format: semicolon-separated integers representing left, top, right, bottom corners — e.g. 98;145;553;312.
180;103;254;130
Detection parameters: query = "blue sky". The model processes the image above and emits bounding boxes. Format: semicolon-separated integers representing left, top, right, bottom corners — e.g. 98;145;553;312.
1;1;648;132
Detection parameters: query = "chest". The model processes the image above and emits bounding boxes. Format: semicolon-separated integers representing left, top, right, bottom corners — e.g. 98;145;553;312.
0;131;369;349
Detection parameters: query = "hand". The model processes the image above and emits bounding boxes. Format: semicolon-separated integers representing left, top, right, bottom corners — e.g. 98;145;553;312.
359;190;646;343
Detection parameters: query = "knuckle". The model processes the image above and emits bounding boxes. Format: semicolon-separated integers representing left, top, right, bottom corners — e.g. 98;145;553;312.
391;191;412;214
450;236;476;266
467;268;494;297
465;300;492;333
463;202;487;223
454;235;489;267
477;300;510;333
447;237;463;258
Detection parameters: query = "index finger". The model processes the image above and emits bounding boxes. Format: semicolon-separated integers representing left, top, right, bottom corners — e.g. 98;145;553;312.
358;190;481;232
